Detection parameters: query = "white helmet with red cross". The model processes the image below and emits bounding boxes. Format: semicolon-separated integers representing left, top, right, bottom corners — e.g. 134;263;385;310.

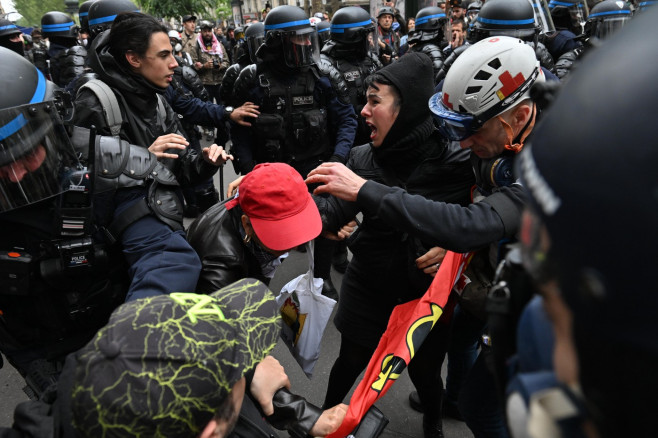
429;36;544;141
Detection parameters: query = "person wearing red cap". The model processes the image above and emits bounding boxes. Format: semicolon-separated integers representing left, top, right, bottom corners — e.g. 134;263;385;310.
187;162;322;293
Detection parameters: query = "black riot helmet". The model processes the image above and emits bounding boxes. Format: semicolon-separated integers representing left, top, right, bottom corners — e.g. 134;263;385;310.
245;21;265;63
259;5;320;69
329;7;376;56
41;11;77;43
315;20;331;46
0;17;22;39
584;0;632;39
517;8;658;435
548;0;589;34
0;18;24;55
470;0;541;44
88;0;140;39
79;0;97;34
410;6;448;44
0;47;81;213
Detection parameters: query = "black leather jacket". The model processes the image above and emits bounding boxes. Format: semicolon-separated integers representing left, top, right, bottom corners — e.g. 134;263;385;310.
186;198;267;293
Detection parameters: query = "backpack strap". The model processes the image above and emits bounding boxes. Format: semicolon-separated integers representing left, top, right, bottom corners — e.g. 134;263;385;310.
77;79;123;136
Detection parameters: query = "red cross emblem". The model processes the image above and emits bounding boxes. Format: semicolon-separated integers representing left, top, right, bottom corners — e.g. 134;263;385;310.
496;70;525;101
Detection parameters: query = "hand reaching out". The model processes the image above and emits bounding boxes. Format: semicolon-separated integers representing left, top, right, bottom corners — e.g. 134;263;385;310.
202;144;233;166
148;133;188;159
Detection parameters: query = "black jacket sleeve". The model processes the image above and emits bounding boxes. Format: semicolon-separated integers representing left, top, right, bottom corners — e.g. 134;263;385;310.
265;389;323;438
356;180;526;252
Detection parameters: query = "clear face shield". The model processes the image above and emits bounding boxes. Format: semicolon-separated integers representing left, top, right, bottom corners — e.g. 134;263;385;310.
247;34;265;63
0;101;82;213
280;27;320;68
333;20;379;57
590;15;632;39
568;2;589;34
531;0;556;33
366;28;380;57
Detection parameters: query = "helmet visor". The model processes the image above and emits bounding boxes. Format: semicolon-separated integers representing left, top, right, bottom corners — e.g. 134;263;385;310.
247;34;265;62
531;0;556;33
0;101;81;212
590;15;631;39
281;28;320;68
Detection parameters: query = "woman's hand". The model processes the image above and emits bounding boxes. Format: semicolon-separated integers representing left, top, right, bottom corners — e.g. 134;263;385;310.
202;144;233;166
148;133;188;159
416;246;447;277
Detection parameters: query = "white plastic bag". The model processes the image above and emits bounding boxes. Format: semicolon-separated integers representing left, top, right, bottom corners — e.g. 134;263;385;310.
276;241;336;378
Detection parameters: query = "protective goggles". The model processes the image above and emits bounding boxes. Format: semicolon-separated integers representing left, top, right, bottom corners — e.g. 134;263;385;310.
429;92;487;141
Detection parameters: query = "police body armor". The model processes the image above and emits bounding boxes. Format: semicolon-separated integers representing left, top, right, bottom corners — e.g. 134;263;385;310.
320;49;381;145
176;63;210;102
253;66;331;166
0;127;182;397
51;45;88;88
409;42;445;82
221;62;249;107
32;44;49;76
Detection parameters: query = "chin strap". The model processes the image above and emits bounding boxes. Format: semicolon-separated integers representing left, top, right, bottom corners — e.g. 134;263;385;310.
500;103;537;154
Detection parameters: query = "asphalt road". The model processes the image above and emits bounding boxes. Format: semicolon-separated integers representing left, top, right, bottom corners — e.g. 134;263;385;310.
0;139;474;438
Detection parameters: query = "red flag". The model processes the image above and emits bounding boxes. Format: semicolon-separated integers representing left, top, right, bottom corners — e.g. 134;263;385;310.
328;251;472;438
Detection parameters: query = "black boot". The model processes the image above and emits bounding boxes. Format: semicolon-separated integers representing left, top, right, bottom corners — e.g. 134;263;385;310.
422;414;444;438
410;390;464;421
409;390;424;413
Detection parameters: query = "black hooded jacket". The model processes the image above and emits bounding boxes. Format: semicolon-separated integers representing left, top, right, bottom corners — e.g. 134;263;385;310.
73;30;218;187
314;52;475;348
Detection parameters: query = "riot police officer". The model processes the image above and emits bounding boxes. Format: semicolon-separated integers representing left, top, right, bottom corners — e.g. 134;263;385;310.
320;6;382;146
468;0;557;73
64;0;141;95
548;0;590;35
78;0;96;44
0;17;25;56
315;19;331;48
555;0;633;79
0;46;195;398
41;11;87;88
407;6;448;82
220;22;264;107
87;0;140;43
232;5;357;175
232;5;357;299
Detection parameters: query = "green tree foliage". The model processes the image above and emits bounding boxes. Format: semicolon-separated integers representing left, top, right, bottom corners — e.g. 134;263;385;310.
14;0;67;27
137;0;231;21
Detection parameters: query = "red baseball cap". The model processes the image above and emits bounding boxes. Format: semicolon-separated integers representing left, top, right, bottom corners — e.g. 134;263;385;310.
236;163;322;251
